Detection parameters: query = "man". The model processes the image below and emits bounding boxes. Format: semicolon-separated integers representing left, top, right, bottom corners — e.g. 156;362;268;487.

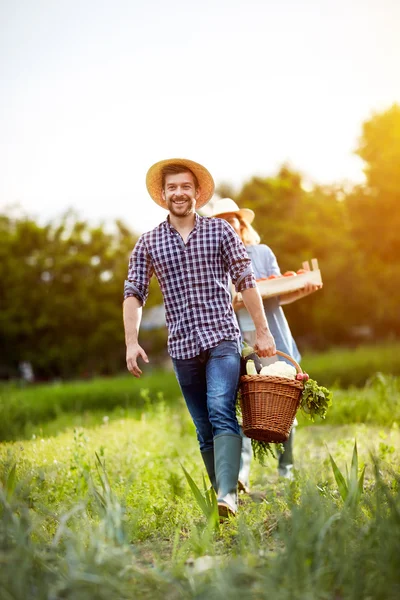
123;158;276;518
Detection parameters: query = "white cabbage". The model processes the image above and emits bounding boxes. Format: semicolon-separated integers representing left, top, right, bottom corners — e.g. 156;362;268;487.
259;361;297;379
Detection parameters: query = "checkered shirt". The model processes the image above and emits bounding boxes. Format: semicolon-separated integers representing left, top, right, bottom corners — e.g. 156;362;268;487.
124;214;257;359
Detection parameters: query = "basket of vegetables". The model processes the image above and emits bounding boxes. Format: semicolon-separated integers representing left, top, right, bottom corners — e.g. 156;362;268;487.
239;347;332;444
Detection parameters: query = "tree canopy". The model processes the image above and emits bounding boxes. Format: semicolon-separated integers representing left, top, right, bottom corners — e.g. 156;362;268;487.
0;212;164;379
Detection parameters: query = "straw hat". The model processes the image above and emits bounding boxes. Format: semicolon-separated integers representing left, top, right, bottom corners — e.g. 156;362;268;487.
210;198;255;224
146;158;215;209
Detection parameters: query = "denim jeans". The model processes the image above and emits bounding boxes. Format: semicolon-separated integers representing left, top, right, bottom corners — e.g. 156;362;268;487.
172;340;241;452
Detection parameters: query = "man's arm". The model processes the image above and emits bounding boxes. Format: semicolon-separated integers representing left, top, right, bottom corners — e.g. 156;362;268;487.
123;296;149;378
241;287;276;358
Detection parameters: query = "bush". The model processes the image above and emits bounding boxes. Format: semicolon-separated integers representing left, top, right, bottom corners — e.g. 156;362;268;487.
301;342;400;388
0;371;181;441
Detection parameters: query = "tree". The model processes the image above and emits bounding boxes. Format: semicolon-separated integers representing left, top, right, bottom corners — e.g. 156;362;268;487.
347;104;400;336
0;211;151;379
356;103;400;195
235;166;366;347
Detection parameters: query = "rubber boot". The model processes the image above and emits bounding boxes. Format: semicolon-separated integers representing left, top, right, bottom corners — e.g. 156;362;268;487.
201;449;217;491
238;428;252;494
214;433;242;518
278;422;296;480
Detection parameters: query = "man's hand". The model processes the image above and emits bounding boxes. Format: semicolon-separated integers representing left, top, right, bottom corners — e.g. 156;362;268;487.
126;343;149;378
254;328;276;358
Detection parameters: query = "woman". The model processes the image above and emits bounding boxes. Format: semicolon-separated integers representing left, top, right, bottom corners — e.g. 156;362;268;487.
211;198;322;488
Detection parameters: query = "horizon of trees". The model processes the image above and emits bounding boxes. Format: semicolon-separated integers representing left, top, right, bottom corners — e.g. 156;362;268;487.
1;104;399;379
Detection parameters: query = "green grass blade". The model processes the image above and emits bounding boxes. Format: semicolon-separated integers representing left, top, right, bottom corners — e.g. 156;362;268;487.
92;487;107;509
5;464;17;500
202;474;212;509
356;465;366;504
94;451;111;495
181;464;210;518
350;440;359;486
329;453;348;501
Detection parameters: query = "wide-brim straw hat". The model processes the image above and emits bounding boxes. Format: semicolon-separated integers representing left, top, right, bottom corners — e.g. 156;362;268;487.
146;158;215;210
210;198;255;224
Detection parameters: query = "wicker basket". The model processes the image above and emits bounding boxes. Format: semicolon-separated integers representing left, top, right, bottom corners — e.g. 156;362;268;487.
240;351;303;443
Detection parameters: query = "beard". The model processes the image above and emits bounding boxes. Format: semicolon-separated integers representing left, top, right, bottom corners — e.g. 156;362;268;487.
167;195;196;217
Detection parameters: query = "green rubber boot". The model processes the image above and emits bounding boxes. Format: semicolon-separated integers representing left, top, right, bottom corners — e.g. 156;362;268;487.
238;428;252;494
278;421;296;480
214;433;242;518
201;449;217;491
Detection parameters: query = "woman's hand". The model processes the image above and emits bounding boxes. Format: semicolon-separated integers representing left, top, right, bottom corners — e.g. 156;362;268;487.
232;294;244;311
280;281;323;305
303;281;323;295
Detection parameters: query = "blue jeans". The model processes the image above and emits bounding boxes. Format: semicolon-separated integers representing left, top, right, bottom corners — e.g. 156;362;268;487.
172;340;241;452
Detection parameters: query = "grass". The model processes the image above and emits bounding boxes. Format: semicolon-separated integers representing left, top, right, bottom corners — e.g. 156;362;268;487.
1;343;400;598
2;341;400;442
301;340;400;387
296;372;400;428
2;372;400;443
0;373;181;441
1;386;400;599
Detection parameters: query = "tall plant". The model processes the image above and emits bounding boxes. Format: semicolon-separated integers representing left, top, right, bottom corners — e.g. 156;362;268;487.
329;440;366;508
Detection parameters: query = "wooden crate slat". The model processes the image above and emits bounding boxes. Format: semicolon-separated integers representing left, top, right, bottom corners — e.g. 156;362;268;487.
234;258;322;304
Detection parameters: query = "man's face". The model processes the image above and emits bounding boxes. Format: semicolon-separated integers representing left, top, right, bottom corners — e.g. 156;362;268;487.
162;171;200;218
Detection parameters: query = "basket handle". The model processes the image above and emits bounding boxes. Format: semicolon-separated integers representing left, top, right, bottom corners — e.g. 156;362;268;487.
257;350;302;374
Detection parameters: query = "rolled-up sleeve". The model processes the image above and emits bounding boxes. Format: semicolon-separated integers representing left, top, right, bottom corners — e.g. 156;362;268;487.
220;224;257;293
123;235;154;304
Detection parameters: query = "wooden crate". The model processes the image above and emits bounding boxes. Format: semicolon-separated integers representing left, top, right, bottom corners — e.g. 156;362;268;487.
234;258;322;304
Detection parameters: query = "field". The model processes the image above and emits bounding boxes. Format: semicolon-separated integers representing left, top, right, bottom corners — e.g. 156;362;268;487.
1;344;400;599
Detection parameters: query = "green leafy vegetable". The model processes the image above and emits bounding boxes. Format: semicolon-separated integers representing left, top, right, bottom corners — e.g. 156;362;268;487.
251;440;283;465
300;378;333;421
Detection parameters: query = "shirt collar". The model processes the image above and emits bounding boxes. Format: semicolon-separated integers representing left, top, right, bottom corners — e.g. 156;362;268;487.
165;212;202;232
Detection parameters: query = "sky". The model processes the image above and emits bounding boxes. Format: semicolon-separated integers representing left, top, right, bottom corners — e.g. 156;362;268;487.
1;0;400;234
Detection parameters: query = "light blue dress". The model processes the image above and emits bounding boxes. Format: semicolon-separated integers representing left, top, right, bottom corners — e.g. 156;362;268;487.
236;243;298;483
237;244;301;364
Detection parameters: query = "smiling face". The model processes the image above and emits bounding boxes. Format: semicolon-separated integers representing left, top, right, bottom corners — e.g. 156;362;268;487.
162;171;200;218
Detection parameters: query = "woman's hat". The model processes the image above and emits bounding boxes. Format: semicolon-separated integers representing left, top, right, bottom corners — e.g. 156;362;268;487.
210;198;255;224
146;158;215;209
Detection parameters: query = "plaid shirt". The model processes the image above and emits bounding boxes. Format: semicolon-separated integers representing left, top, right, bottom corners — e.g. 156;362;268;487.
124;214;256;359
